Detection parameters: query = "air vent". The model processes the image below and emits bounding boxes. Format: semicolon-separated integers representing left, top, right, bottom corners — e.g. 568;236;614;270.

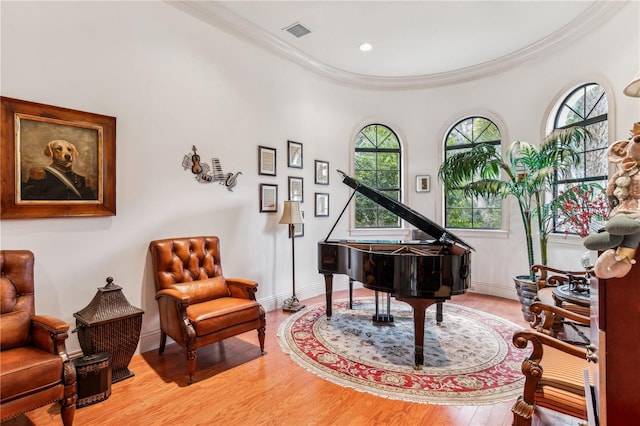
283;22;311;38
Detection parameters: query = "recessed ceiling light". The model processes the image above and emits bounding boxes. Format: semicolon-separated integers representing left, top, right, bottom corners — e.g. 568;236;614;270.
359;43;373;52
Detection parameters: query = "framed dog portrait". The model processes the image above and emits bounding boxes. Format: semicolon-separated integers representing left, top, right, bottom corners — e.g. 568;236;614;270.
1;97;116;219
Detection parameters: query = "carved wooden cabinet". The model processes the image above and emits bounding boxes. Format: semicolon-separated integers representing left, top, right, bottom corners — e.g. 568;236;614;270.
590;251;640;425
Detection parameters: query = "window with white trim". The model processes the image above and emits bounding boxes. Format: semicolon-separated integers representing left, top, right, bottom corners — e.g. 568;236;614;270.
550;83;609;235
354;123;402;228
443;116;502;229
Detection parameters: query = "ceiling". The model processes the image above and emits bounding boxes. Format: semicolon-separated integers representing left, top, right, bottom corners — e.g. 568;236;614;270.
171;1;625;89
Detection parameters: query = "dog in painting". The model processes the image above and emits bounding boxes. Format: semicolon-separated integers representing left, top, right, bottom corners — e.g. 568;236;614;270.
21;139;96;200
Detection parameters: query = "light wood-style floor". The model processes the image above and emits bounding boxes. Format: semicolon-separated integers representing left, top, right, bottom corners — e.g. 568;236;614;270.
2;289;583;426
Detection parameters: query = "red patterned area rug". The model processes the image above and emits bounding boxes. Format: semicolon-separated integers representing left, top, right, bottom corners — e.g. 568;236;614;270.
277;297;526;405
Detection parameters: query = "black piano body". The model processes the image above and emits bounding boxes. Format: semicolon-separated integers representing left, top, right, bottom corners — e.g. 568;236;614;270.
318;171;472;368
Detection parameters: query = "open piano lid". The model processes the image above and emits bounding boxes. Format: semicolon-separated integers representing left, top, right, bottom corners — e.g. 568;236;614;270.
337;170;473;251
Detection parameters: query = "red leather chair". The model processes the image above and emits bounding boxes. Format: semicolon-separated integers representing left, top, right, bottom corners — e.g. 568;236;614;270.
0;250;76;425
149;236;266;384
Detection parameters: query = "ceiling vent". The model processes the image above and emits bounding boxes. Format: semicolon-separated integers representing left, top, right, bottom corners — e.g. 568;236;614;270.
283;22;311;38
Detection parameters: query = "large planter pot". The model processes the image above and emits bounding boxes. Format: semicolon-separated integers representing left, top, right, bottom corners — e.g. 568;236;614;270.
513;275;539;322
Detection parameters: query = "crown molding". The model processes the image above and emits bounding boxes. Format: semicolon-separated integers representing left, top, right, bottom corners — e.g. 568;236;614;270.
168;0;627;91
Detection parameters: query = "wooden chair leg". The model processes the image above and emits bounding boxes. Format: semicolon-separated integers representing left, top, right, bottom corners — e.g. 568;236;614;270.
258;326;266;354
61;403;76;426
186;349;196;385
61;359;76;426
512;396;534;426
158;331;167;355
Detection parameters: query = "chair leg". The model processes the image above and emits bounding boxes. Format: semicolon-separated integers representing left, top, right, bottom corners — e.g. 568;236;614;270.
512;396;534;426
159;331;167;355
61;359;76;426
258;326;266;355
186;349;196;385
60;403;76;426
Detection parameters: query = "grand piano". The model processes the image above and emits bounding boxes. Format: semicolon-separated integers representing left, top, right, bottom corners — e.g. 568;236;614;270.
318;170;473;369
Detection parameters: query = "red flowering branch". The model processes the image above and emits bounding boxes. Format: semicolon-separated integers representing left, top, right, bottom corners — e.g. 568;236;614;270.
555;185;610;238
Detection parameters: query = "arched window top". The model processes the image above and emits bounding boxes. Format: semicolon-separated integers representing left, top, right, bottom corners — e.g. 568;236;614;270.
555;83;607;128
355;123;401;150
445;116;501;148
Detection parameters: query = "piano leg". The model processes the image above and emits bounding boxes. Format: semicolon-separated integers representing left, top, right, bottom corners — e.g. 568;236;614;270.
323;274;334;319
349;278;354;309
436;302;443;325
397;298;439;370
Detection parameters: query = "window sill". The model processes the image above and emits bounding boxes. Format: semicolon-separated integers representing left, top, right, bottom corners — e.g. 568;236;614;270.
445;228;509;239
549;233;586;246
348;228;412;240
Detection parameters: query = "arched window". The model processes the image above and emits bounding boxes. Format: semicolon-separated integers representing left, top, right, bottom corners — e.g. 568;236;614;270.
443;116;502;229
550;83;609;235
354;123;401;228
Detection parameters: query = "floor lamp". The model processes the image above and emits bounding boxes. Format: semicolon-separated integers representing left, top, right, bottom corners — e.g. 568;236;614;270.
279;200;305;312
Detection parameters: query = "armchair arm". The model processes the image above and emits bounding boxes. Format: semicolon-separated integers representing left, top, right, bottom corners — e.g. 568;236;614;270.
529;301;590;332
156;288;191;303
31;315;76;404
532;264;590;288
155;289;194;349
513;329;588;362
530;302;590;325
226;277;258;300
31;315;70;356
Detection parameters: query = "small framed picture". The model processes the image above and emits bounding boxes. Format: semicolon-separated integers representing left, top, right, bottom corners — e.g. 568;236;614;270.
315;160;329;185
288;176;303;202
315;192;329;217
289;211;304;238
258;145;276;176
287;140;303;168
416;175;431;192
259;183;278;212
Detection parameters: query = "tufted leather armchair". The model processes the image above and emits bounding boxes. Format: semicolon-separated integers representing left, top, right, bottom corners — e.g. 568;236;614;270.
149;236;266;384
0;250;76;425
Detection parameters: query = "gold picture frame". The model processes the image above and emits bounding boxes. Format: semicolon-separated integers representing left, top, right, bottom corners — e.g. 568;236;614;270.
1;97;116;219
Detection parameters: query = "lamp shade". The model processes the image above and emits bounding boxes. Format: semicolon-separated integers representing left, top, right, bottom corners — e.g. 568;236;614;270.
623;69;640;97
279;200;304;224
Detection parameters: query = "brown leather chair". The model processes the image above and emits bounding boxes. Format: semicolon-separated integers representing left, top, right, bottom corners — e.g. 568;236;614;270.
149;236;266;384
512;302;592;426
0;250;76;425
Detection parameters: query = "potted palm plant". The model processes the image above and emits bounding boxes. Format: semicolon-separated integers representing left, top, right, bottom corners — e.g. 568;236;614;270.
437;126;591;320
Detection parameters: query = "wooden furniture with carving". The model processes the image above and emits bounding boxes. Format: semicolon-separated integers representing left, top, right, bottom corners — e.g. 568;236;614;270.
529;301;590;346
591;250;640;423
530;264;591;340
0;250;77;425
511;304;592;426
532;264;591;316
149;236;266;384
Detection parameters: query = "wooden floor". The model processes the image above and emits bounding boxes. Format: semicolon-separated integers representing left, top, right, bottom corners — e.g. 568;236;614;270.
2;289;584;426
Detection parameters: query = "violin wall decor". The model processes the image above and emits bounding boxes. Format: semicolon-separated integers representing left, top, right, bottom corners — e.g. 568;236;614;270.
181;145;242;191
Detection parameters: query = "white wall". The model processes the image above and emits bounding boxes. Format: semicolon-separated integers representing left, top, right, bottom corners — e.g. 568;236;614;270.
1;1;638;355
